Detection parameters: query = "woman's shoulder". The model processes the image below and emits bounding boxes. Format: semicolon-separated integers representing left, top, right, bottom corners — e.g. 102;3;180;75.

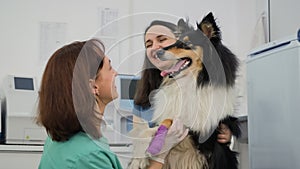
70;132;111;151
41;133;122;169
71;133;123;168
44;132;111;154
66;133;122;168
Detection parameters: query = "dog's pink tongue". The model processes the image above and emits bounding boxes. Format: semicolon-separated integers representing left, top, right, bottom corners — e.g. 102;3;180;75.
160;60;186;77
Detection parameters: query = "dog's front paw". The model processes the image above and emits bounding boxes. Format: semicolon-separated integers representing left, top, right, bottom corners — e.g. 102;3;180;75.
127;158;149;169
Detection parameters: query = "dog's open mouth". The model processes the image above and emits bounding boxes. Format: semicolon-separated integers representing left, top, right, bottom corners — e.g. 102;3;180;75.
160;57;192;77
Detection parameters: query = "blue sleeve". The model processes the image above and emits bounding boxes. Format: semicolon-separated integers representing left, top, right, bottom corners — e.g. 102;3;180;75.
132;104;156;127
132;104;142;118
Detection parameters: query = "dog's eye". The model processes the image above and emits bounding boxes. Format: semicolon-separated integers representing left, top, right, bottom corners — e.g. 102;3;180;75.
163;40;192;50
179;41;192;49
183;41;192;48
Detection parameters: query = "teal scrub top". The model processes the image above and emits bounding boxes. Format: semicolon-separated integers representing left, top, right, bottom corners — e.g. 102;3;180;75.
39;132;123;169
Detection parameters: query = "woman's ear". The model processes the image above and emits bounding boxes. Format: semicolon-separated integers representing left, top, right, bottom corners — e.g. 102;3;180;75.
89;79;99;95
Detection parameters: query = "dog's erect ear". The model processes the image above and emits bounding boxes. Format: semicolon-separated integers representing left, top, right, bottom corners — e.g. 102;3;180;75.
197;12;221;40
177;18;194;35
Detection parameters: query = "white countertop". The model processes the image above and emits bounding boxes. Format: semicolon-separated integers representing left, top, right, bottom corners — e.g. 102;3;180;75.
0;144;44;152
0;144;132;153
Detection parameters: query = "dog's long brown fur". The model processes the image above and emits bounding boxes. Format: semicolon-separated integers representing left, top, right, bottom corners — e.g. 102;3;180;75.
164;136;208;169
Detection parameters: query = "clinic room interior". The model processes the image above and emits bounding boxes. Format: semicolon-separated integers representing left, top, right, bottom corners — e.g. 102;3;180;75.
0;0;299;169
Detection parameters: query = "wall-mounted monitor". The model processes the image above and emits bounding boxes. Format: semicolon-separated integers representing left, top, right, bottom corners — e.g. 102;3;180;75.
102;74;140;144
13;77;35;91
116;74;140;111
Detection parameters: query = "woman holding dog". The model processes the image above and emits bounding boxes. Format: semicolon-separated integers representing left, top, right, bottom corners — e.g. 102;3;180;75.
133;20;233;146
37;38;187;169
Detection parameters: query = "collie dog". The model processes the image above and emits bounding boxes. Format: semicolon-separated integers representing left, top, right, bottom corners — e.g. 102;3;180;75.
129;12;241;169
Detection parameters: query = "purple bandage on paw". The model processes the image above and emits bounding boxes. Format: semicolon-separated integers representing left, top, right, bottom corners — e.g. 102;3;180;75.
146;125;168;155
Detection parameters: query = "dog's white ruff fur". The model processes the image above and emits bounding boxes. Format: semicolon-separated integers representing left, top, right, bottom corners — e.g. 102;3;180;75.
127;74;237;169
152;74;236;137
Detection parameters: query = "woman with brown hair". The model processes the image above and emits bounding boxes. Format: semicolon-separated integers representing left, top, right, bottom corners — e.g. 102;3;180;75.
37;38;187;169
37;39;121;168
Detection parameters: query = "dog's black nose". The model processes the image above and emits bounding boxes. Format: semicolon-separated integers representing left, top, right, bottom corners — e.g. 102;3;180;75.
156;49;165;59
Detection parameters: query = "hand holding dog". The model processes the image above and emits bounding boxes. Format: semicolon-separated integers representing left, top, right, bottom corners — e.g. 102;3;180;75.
217;123;232;144
150;118;189;164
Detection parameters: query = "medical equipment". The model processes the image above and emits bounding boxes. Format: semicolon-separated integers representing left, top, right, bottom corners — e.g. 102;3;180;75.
2;75;47;144
116;74;140;111
247;29;300;169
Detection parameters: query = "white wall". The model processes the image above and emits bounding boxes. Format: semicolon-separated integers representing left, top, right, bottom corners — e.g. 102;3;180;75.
129;0;260;59
1;0;299;91
269;0;300;41
0;0;131;89
126;1;259;118
0;1;264;168
1;0;262;115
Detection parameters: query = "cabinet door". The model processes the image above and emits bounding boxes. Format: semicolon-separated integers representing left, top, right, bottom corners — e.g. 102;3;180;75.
0;151;42;169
